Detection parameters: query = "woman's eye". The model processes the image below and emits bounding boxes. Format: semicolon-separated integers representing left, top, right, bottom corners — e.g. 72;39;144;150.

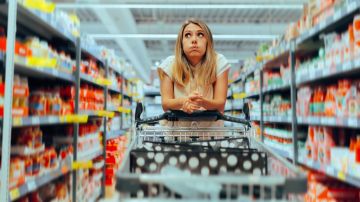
185;33;191;38
198;33;204;37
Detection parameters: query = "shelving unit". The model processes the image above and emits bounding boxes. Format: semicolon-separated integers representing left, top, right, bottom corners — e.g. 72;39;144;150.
0;2;134;201
229;1;360;189
9;156;72;201
298;156;360;187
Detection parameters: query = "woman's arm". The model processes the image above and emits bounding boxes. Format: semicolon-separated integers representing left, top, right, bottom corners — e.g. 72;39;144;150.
159;72;184;111
189;69;229;112
159;70;200;113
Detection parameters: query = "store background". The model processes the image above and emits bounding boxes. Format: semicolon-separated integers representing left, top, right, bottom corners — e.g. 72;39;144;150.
0;0;360;201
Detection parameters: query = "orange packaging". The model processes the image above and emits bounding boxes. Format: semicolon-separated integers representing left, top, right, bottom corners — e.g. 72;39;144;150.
355;136;360;163
9;157;25;189
0;37;32;57
29;92;47;116
324;85;337;117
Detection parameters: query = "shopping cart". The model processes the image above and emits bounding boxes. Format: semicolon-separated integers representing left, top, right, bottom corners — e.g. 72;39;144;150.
116;103;307;201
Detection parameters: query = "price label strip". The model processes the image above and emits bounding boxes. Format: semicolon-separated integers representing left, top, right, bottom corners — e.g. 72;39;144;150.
95;78;112;86
118;107;131;114
10;188;20;200
13;117;23;126
72;161;93;170
27;180;37;192
60;114;88;123
96;110;115;118
337;171;346;181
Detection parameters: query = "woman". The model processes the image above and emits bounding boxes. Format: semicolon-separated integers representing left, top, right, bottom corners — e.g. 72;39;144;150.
158;18;230;127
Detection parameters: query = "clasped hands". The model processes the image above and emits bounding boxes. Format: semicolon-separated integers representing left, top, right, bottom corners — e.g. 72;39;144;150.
181;91;206;114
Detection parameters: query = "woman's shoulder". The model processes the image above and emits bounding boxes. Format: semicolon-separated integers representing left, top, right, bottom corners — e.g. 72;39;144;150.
158;56;175;77
215;53;230;75
160;55;175;67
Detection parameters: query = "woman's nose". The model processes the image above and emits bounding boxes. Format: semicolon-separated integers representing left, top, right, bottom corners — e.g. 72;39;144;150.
191;36;197;44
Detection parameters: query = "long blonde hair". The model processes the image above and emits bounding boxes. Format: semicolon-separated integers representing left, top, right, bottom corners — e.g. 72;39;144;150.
168;19;217;88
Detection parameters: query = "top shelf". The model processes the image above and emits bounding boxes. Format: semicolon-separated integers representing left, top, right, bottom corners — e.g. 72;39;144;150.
81;46;104;64
296;1;360;48
0;3;76;44
262;43;290;69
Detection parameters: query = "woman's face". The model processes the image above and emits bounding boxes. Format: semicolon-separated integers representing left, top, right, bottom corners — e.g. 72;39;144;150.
182;23;207;66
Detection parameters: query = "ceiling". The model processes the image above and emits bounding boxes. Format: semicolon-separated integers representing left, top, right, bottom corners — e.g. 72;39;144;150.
55;0;306;83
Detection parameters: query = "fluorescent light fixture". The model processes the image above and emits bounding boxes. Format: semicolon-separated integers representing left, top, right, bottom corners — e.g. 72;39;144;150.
89;34;277;41
57;3;302;10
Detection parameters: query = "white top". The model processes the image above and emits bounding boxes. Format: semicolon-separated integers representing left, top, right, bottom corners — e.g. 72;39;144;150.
158;53;230;127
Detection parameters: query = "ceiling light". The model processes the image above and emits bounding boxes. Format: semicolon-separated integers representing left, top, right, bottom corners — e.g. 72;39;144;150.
57;4;302;10
89;34;277;41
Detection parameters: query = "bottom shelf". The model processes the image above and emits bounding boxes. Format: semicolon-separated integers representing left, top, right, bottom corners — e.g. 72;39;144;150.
8;157;72;201
264;140;293;160
298;155;360;188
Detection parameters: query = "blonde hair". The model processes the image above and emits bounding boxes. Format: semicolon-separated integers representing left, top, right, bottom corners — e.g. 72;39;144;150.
160;18;217;89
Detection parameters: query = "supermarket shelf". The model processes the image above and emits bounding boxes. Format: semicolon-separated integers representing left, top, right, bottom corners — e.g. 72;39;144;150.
0;3;75;43
298;156;360;188
264;128;292;139
230;76;242;85
118;107;132;114
264;142;293;160
244;91;260;99
9;157;72;201
232;104;243;111
144;91;160;97
108;85;121;94
297;116;360;129
250;114;260;121
11;115;88;127
243;63;262;79
77;147;103;162
123;92;132;99
263;116;292;123
296;58;360;85
88;188;101;202
106;105;120;112
0;53;75;82
296;1;360;46
80;73;105;88
15;61;75;82
263;43;290;69
81;45;103;64
106;129;126;140
80;110;115;118
262;83;291;94
122;127;131;131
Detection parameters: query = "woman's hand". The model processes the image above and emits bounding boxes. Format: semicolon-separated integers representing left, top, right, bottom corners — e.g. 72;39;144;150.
181;98;201;113
188;92;206;108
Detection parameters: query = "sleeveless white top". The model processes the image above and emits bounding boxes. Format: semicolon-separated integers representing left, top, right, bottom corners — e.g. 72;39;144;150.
158;53;230;127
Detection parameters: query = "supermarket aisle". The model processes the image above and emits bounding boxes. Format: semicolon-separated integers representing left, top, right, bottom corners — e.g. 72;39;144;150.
0;0;360;201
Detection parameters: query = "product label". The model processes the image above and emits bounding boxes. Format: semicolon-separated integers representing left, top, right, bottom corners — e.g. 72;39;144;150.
10;189;20;200
348;118;357;127
33;163;40;173
30;103;44;111
25;164;32;175
49;116;57;123
347;2;356;13
12;117;22;126
355;59;360;68
334;11;342;20
32;117;40;124
343;61;352;71
337;171;346;181
27;180;37;192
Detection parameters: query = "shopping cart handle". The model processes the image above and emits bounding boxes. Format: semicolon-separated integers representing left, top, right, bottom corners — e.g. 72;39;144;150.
135;102;251;128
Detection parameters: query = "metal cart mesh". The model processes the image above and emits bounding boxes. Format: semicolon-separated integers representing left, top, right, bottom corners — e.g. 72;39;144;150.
116;108;307;202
